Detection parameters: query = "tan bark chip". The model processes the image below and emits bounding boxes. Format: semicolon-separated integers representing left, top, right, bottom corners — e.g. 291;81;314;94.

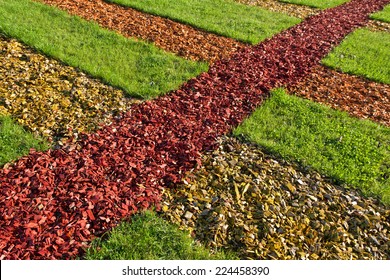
367;19;390;32
161;136;390;260
0;35;136;144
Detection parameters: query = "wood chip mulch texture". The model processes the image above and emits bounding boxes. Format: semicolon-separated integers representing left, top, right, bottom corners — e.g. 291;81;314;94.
1;0;389;259
0;35;136;144
287;65;390;127
38;0;245;64
162;136;390;260
367;19;390;32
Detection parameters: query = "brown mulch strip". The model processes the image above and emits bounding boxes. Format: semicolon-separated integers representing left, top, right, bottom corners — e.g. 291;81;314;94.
367;19;390;32
1;0;389;259
287;65;390;127
236;0;319;19
38;0;245;64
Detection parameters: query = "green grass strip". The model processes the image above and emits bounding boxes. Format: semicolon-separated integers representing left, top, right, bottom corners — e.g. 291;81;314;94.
0;116;49;166
108;0;300;44
370;4;390;23
0;0;207;99
322;28;390;84
234;89;390;205
279;0;348;9
85;211;236;260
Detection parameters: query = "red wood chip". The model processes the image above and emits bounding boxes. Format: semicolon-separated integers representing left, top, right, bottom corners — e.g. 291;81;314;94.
1;0;389;259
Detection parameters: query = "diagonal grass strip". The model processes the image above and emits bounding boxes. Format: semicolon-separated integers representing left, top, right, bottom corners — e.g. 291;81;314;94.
41;0;246;63
322;28;390;84
371;4;390;23
108;0;300;44
0;0;207;99
0;116;49;166
279;0;349;9
234;89;390;203
85;211;236;260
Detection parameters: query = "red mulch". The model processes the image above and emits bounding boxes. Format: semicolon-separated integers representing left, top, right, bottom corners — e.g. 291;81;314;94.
288;65;390;127
39;0;245;63
1;0;389;259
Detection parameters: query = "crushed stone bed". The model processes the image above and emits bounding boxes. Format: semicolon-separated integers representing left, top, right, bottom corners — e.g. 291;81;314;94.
162;136;390;260
1;0;389;259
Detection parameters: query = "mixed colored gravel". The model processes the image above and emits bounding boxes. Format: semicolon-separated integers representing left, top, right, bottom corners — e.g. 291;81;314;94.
0;35;136;144
39;0;245;64
1;0;389;259
162;136;390;260
287;65;390;127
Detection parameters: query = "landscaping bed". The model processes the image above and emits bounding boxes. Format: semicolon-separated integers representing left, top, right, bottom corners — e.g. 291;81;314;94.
162;136;390;259
40;0;247;63
287;65;390;127
0;35;136;144
0;0;390;260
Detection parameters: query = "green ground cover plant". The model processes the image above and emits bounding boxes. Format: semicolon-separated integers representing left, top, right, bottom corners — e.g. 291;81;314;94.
322;28;390;84
85;211;236;260
279;0;348;9
0;0;207;99
0;116;49;166
370;4;390;23
234;89;390;205
108;0;300;44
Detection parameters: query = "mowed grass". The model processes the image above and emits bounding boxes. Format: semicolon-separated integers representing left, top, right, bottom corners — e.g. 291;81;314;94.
85;211;236;260
108;0;300;44
371;4;390;23
322;28;390;84
234;89;390;205
279;0;348;9
0;0;207;99
0;116;49;166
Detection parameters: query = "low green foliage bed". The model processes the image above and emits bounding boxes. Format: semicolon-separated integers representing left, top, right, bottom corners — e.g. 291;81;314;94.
0;0;207;99
370;4;390;23
234;89;390;205
0;116;49;166
279;0;349;9
108;0;300;44
85;211;236;260
322;28;390;84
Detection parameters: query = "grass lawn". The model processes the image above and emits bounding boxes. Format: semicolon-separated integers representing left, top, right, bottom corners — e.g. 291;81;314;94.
322;28;390;85
0;116;49;166
370;4;390;23
0;0;207;99
85;211;236;260
279;0;348;9
108;0;300;44
234;89;390;205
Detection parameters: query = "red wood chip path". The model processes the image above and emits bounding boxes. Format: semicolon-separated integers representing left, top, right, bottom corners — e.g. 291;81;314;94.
1;0;389;259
